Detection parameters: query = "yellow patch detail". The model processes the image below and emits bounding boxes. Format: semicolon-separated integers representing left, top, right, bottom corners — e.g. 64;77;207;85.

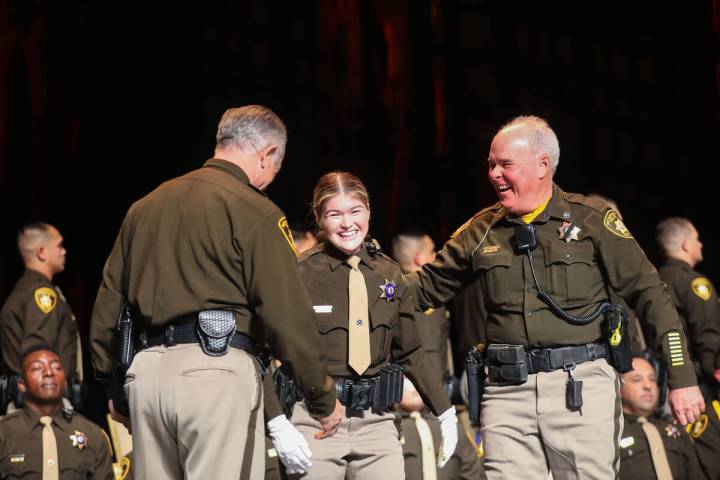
603;210;632;238
690;414;709;439
482;245;500;254
424;308;435;316
34;287;57;314
610;321;622;346
713;400;720;421
691;277;712;301
277;217;297;256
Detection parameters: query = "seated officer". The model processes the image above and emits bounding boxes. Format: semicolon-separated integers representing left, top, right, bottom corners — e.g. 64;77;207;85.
619;356;704;480
0;346;114;479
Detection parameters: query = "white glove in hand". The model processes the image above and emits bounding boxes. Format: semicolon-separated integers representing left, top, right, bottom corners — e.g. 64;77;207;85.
267;415;312;474
437;406;458;468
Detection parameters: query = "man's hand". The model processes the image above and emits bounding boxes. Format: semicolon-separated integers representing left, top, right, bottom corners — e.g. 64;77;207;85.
667;386;705;425
315;399;344;439
108;400;132;433
437;406;458;468
267;415;312;474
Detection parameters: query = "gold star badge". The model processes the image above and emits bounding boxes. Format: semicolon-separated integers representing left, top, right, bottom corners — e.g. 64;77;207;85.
379;279;397;302
665;424;680;438
70;431;88;450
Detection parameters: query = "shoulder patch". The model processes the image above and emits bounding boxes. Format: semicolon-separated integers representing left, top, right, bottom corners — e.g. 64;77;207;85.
691;277;712;301
603;210;632;239
34;287;57;314
277;217;297;256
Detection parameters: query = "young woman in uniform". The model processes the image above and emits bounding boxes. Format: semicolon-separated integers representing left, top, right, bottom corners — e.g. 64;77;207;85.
289;171;457;479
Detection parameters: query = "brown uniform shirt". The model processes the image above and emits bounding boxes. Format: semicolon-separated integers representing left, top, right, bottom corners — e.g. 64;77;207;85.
659;258;720;379
619;414;705;480
298;243;451;415
0;270;78;377
0;408;114;479
407;184;696;389
89;158;335;417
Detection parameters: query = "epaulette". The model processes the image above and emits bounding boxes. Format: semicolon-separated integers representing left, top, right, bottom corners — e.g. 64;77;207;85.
0;409;23;424
376;251;399;265
298;245;324;263
451;203;502;239
564;192;609;215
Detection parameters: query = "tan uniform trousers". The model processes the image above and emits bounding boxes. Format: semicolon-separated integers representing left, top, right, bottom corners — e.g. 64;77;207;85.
124;343;264;480
481;358;622;480
289;401;404;479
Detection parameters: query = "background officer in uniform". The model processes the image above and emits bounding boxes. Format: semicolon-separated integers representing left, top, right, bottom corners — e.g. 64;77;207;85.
0;346;113;479
290;172;458;479
656;217;720;399
1;223;80;386
89;105;340;480
405;115;704;479
619;356;704;480
392;229;484;480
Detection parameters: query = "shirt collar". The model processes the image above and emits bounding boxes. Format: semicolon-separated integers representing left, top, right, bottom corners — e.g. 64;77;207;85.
664;257;692;271
323;242;376;271
23;407;70;432
202;158;266;196
501;183;568;225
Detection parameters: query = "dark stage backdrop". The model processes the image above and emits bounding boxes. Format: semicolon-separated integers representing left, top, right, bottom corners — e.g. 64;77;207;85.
2;0;720;423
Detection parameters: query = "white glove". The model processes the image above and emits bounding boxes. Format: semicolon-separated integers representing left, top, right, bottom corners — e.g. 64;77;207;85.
437;406;458;468
267;415;312;474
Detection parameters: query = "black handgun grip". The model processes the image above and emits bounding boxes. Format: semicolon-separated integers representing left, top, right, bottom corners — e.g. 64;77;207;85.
117;304;135;370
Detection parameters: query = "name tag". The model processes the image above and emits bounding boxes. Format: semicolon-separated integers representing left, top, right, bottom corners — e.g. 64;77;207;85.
313;305;333;313
619;436;634;448
10;454;25;463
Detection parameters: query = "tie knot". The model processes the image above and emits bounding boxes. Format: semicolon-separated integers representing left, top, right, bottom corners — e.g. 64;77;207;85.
40;416;52;427
346;255;361;270
410;411;421;420
637;416;647;424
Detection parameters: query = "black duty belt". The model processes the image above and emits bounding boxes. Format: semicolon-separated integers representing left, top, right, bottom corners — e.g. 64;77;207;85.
525;341;607;374
141;322;259;358
334;363;404;411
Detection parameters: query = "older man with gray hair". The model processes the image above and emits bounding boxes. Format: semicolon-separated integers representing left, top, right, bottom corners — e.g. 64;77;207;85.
90;105;340;480
405;115;704;479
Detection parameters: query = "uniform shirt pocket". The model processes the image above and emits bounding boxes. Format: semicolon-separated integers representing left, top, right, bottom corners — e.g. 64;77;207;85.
369;300;399;361
543;241;600;303
472;251;517;307
0;453;43;478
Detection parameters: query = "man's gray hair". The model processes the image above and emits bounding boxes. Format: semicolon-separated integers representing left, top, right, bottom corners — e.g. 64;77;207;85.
499;115;560;173
656;217;694;257
215;105;287;161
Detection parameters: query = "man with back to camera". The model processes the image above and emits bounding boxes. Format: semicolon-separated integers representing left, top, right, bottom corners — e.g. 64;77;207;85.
0;346;114;479
89;105;341;479
404;115;704;479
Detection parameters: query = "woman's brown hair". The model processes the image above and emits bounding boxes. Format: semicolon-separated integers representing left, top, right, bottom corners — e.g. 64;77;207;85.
312;171;370;230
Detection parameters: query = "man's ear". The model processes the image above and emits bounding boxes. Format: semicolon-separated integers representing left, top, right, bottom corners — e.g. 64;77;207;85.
36;246;47;262
260;144;279;168
681;236;691;253
537;154;551;179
